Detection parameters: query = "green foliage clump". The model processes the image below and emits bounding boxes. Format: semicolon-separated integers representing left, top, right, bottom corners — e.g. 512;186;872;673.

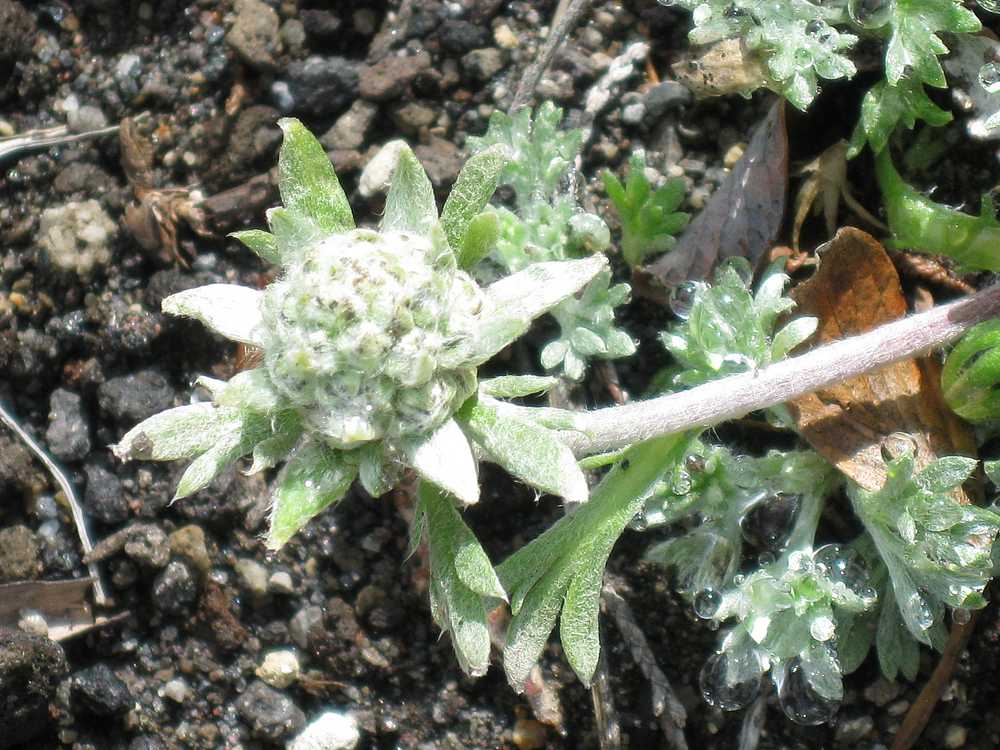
602;152;689;267
467;103;634;381
670;0;981;154
943;320;1000;422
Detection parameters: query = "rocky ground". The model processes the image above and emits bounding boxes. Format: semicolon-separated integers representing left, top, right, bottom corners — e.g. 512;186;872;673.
2;1;1000;749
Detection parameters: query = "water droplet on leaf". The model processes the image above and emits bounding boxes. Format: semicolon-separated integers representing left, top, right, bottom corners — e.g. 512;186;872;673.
684;453;706;474
848;0;892;29
880;431;918;462
694;588;723;619
777;659;840;725
700;650;762;710
809;615;836;642
739;490;801;551
668;281;705;320
952;607;972;625
980;62;1000;94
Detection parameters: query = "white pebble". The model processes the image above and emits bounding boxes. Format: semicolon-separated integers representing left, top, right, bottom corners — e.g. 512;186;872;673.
288;711;360;750
161;677;190;703
268;570;295;595
255;649;301;689
235;558;269;597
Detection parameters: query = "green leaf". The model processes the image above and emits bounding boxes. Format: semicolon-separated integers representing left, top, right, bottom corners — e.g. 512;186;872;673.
441;255;608;369
835;608;877;675
458;401;588;504
771;316;817;360
267;440;357;549
401;418;480;505
174;409;271;500
419;482;506;676
381;144;438;237
162;284;265;347
277;118;354;234
266;206;325;260
914;456;977;493
457;211;500;270
876;588;920;681
478;375;558;399
441;145;509;252
112;403;223;462
230;229;281;264
559;549;607;685
246;412;302;474
851;79;952;156
498;432;696;688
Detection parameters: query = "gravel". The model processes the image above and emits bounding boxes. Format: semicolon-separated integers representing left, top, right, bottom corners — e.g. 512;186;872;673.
0;629;67;749
70;663;131;717
235;680;306;741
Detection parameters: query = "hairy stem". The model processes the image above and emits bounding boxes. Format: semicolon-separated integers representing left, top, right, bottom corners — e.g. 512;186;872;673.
560;284;1000;456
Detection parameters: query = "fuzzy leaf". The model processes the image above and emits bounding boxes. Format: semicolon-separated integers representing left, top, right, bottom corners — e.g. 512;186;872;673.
499;433;695;687
419;482;505;676
458;402;588;505
267;440;357;549
457;211;500;270
402;418;479;505
174;409;271;500
266;206;325;260
914;456;977;493
381;144;438;237
559;550;606;685
112;403;221;461
246;412;302;474
230;229;281;264
876;588;920;681
277;118;354;234
770;316;818;360
441;145;509;252
478;375;558;399
162;284;265;347
442;255;607;369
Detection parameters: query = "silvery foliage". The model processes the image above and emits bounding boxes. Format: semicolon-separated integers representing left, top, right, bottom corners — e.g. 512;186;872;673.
646;446;875;722
671;0;982;155
660;257;819;388
112;119;605;558
466;102;636;380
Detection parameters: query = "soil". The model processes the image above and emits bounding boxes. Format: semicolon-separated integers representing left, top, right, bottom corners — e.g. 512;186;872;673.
1;1;1000;749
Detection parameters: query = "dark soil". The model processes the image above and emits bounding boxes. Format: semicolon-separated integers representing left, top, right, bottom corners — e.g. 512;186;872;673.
1;1;999;749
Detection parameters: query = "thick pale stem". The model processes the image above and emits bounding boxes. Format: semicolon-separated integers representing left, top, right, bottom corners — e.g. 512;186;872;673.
561;284;1000;457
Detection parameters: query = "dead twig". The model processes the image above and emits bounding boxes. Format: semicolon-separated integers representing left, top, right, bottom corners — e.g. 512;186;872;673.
510;0;594;112
603;580;688;749
0;400;109;607
0;122;120;166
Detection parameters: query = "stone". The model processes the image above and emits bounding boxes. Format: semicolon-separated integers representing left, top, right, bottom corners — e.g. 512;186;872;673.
0;0;34;69
0;526;42;583
622;102;646;126
168;525;210;575
0;629;67;749
67;104;108;133
152;560;198;613
358;140;409;198
236;680;306;741
70;663;131;717
53;162;114;196
226;0;281;71
288;711;360;750
835;714;874;743
235;558;269;597
256;649;301;688
391;102;436;133
282;56;360;117
462;48;506;82
300;9;342;41
268;570;295;594
280;19;306;56
161;677;190;703
863;677;900;707
320;100;378;151
46;388;91;461
38;200;116;278
98;370;174;424
289;606;324;649
944;725;967;749
83;462;128;524
358;51;431;102
644;81;693;125
437;20;488;54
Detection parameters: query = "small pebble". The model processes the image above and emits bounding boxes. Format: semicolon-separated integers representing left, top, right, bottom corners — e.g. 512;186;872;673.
288;711;360;750
235;558;269;597
153;560;198;613
944;725;967;749
256;649;301;689
71;664;131;717
161;677;190;703
289;606;324;649
235;680;306;741
17;609;49;638
268;571;295;595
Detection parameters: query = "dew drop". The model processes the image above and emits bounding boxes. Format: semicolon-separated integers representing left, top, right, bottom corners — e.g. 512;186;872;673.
788;549;814;573
668;281;705;320
814;544;874;602
694;588;723;619
905;590;934;631
699;650;762;710
952;607;972;625
880;431;918;462
672;469;693;495
684;453;706;474
719;257;753;287
848;0;892;29
981;62;1000;94
794;48;814;70
778;659;840;725
739;490;801;551
805;19;825;35
692;3;713;24
809;615;836;642
757;550;776;567
628;507;649;532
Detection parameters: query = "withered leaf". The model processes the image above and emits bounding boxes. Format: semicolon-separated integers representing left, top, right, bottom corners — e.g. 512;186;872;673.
787;227;976;496
635;100;788;304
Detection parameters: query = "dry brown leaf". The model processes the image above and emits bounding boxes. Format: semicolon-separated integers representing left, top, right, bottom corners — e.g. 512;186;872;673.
634;100;788;304
787;227;976;496
0;579;127;641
